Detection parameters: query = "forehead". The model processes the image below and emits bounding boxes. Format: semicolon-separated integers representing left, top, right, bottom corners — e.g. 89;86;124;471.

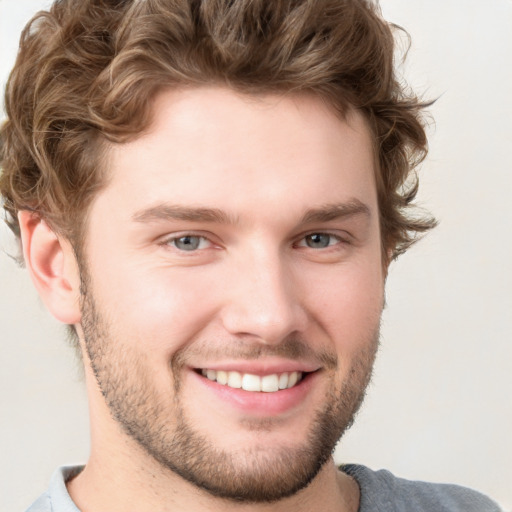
96;87;377;225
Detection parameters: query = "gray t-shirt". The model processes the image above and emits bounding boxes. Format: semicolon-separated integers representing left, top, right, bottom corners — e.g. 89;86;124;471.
26;464;503;511
341;464;503;511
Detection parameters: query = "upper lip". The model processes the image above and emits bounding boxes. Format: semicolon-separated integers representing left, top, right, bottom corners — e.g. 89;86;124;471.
191;358;321;375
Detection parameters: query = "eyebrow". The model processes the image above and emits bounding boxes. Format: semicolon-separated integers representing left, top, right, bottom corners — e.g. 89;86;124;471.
132;199;371;226
132;204;238;224
300;200;372;224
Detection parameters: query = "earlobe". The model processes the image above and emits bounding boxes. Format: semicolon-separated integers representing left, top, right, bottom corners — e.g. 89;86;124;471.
18;211;82;324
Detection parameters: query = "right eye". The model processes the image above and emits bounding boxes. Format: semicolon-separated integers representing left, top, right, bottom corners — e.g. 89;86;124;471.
301;233;339;249
165;235;212;252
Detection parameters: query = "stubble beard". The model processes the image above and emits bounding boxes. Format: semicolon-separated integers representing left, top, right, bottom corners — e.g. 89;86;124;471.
80;275;379;503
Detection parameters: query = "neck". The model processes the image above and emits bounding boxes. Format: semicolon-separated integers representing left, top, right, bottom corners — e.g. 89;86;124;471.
67;440;359;512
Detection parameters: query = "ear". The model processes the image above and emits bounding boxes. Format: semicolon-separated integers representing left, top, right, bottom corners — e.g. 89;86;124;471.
18;211;82;324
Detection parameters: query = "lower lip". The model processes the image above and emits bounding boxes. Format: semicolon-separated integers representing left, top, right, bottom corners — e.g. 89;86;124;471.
189;370;319;416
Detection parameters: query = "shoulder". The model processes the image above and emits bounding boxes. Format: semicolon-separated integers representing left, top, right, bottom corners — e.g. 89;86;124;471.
25;492;52;512
341;464;503;512
25;466;83;512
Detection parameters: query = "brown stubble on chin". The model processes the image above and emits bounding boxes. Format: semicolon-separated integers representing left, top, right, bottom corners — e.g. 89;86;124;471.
238;415;287;432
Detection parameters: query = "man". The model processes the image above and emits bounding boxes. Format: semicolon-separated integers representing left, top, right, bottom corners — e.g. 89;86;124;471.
0;0;503;511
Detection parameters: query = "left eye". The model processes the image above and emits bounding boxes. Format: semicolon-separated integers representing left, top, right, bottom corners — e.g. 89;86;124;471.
168;235;210;251
300;233;339;249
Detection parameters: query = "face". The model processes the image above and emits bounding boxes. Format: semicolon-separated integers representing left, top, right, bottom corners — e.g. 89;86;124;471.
78;87;385;502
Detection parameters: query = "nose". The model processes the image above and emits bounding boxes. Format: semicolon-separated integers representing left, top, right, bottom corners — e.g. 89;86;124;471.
219;248;308;344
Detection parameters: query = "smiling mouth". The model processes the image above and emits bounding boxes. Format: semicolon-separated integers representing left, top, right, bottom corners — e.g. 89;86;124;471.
199;369;306;393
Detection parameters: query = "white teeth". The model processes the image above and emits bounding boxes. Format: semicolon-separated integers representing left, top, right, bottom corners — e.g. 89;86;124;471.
227;371;242;389
242;373;261;392
201;369;303;392
216;370;228;385
261;374;279;393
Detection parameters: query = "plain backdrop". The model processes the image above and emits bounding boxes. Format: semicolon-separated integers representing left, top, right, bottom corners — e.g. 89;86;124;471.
1;0;511;510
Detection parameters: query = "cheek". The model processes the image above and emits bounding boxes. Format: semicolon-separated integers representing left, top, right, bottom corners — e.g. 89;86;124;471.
90;261;224;355
299;258;384;348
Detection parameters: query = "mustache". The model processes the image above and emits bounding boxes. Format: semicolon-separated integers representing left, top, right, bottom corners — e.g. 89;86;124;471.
172;335;338;371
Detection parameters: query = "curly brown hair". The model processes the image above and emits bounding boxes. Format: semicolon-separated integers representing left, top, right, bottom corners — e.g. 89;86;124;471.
0;0;435;261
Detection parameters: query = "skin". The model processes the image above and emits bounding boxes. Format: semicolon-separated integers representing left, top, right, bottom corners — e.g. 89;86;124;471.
20;87;386;512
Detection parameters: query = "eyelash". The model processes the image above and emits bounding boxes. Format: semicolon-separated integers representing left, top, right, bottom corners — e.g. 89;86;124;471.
161;234;212;252
295;232;347;250
160;231;349;253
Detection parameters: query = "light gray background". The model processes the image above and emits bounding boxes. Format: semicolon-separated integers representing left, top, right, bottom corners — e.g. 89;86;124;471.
1;0;511;510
